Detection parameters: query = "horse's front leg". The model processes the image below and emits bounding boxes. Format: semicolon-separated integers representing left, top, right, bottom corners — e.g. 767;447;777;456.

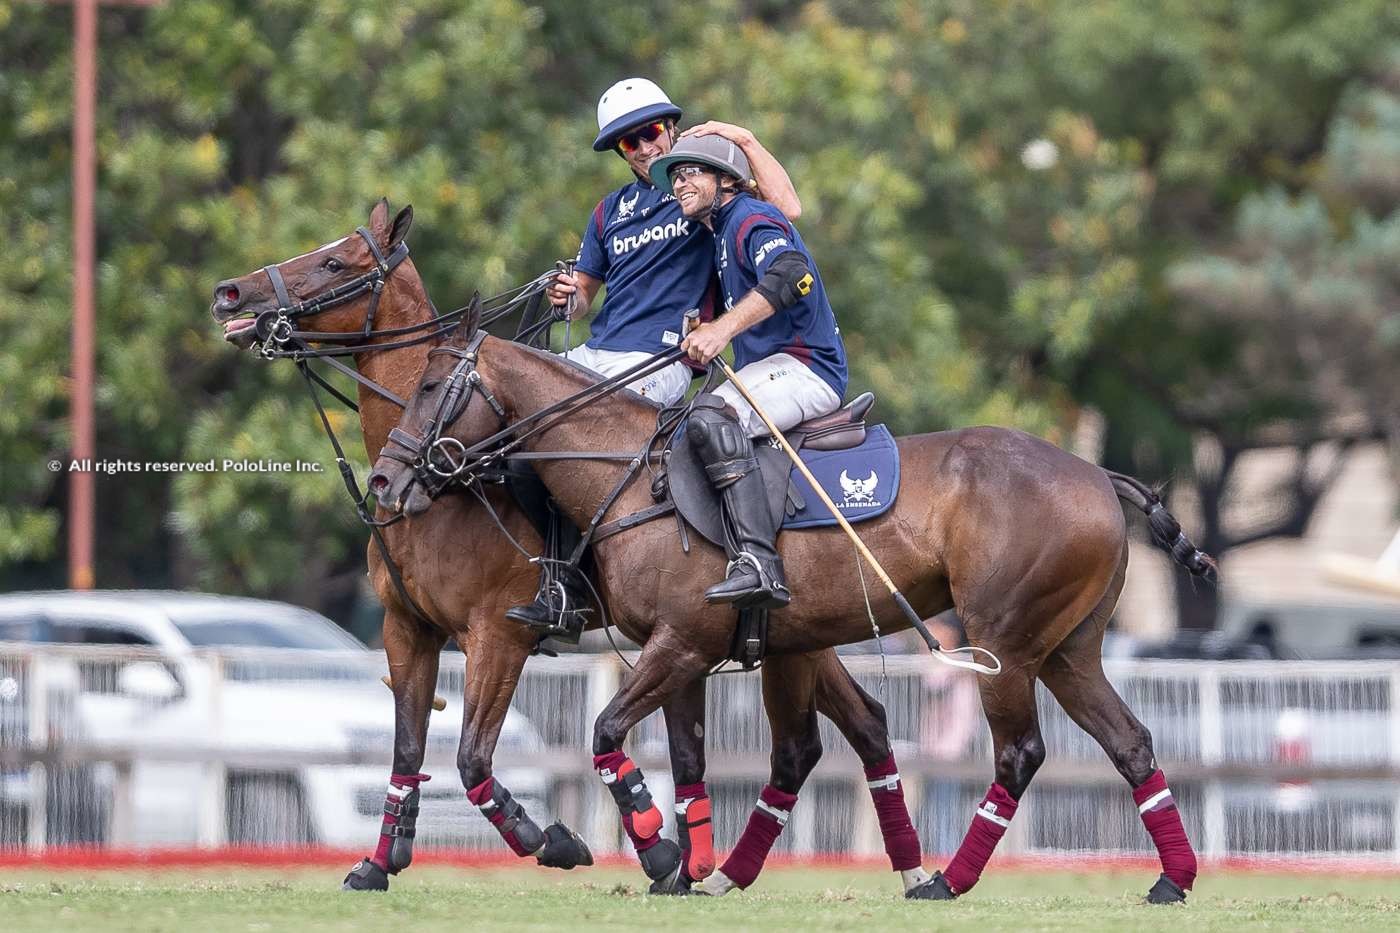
343;608;445;891
458;619;592;870
655;674;713;894
592;630;710;888
696;652;825;896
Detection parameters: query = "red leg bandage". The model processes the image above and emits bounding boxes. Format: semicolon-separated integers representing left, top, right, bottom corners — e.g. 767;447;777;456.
674;782;714;880
942;782;1017;894
718;784;797;890
593;751;663;851
864;754;922;871
1133;769;1197;890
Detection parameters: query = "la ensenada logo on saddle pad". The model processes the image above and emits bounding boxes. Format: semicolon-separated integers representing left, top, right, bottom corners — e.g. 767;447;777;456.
839;469;880;508
783;425;900;531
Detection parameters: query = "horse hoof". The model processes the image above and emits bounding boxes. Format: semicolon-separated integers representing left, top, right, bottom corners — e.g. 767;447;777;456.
1144;873;1186;905
649;868;694;896
536;822;594;870
906;871;957;900
341;858;389;892
638;838;683;885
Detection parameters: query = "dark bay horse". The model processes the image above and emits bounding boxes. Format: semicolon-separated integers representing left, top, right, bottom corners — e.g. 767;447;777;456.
210;200;933;895
371;309;1216;903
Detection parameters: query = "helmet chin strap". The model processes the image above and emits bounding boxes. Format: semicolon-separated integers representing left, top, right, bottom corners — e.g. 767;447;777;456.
698;178;738;224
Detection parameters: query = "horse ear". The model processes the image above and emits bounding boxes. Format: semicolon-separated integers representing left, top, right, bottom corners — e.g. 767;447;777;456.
389;205;413;248
460;290;482;342
368;198;390;238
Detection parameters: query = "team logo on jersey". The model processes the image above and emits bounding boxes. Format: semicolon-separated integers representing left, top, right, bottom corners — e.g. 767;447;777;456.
752;236;790;267
612;218;691;255
718;238;729;271
839;470;880;508
616;190;640;220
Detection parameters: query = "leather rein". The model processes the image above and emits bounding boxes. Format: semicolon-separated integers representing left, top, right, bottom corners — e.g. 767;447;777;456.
376;333;693;562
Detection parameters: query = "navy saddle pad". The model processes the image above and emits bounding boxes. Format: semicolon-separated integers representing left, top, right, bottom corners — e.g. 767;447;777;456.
782;424;899;529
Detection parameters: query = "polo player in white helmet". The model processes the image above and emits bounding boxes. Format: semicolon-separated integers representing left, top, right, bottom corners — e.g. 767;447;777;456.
507;77;804;641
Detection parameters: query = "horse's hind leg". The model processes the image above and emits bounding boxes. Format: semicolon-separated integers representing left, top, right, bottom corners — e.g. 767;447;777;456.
697;652;824;896
458;621;592;871
1038;580;1198;903
916;667;1045;900
813;650;931;894
343;608;445;891
660;675;715;891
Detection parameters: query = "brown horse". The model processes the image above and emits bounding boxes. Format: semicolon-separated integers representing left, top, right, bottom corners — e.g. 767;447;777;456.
370;307;1216;903
210;200;933;895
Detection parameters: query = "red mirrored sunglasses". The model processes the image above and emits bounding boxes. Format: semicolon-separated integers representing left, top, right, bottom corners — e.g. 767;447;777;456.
616;121;669;155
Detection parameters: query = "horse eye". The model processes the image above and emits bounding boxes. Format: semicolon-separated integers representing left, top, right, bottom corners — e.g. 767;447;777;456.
420;380;440;394
325;257;345;272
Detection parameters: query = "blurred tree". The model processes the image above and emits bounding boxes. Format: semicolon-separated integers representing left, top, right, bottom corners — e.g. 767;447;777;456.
3;0;1399;636
1156;49;1400;628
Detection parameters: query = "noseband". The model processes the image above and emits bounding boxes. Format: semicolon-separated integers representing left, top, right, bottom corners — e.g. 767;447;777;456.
255;226;411;356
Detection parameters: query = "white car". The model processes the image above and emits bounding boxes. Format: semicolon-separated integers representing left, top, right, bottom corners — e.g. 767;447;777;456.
0;590;547;849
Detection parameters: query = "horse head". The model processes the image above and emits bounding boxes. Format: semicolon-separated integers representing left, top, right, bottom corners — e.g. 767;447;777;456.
366;299;492;516
210;198;414;350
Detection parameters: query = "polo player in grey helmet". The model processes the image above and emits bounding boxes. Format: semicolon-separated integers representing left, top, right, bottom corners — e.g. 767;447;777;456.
507;78;805;637
652;135;850;609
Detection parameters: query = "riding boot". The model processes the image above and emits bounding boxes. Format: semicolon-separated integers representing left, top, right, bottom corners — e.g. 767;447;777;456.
503;469;592;642
686;394;790;610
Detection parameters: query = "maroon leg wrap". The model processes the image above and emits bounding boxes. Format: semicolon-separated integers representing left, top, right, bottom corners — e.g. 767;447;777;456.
371;772;428;873
466;776;545;857
1133;769;1197;890
864;754;922;871
674;781;715;880
593;751;663;851
718;784;797;889
942;782;1017;894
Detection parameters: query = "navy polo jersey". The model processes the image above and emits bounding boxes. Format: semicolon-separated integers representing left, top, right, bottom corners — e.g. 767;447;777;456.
712;193;848;399
575;179;717;353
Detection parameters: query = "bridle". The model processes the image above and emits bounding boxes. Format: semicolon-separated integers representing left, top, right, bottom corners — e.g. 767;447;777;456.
251;226;560;386
369;328;711;672
377;325;689;498
256;225;415;358
235;225;558;631
376;328;508;500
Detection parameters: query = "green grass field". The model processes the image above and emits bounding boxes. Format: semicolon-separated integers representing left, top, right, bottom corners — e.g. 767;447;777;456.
4;865;1399;932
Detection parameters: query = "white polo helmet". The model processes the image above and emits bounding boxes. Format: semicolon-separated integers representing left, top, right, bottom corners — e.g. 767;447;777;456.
593;77;682;152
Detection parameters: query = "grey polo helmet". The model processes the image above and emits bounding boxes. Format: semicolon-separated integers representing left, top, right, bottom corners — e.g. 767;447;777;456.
649;134;754;195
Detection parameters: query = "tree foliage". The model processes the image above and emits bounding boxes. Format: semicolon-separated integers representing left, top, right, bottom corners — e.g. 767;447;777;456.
3;0;1399;629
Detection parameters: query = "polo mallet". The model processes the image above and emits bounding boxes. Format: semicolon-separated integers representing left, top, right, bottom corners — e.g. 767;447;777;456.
709;354;1001;675
381;675;448;712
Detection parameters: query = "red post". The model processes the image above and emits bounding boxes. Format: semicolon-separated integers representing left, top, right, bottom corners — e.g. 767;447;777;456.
69;0;97;590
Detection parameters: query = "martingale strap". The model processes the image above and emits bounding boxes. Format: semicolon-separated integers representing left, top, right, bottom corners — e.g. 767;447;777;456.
297;359;436;630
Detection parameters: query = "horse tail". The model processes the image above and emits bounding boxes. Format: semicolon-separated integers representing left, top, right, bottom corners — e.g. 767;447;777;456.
1105;470;1219;585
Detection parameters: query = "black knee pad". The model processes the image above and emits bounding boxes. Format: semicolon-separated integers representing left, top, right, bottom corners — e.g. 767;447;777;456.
687;395;754;484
